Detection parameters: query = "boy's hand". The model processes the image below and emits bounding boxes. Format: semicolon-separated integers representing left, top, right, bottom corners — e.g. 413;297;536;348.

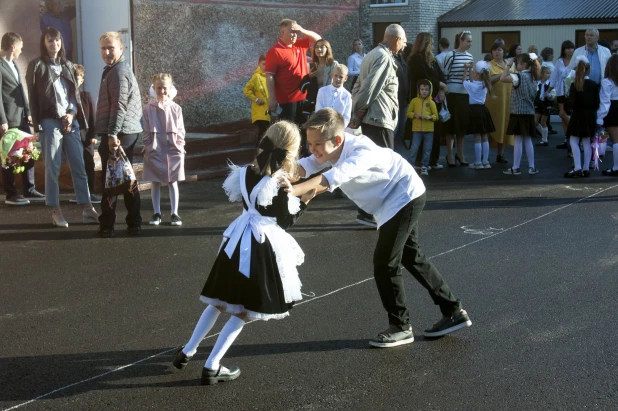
300;188;317;204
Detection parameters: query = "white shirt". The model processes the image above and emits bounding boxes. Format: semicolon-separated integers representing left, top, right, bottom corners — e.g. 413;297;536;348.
6;60;19;82
550;58;570;97
347;53;364;76
597;78;618;125
298;133;426;227
462;80;487;104
315;84;352;127
435;51;449;73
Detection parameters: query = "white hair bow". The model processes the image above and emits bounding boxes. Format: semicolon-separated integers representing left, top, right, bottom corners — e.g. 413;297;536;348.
575;55;590;65
475;60;490;73
149;84;178;101
528;53;539;61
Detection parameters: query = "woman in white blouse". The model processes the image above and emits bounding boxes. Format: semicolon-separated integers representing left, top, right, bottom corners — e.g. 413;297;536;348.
346;38;365;90
549;40;575;140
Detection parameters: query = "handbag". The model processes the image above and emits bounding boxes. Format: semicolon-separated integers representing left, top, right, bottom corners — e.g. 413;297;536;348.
439;98;451;123
104;146;138;196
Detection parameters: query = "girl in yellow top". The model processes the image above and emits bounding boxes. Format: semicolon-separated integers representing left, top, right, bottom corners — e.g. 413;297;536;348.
406;79;438;176
243;54;270;145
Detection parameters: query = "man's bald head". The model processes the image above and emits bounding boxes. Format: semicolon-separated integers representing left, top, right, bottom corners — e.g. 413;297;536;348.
382;24;407;54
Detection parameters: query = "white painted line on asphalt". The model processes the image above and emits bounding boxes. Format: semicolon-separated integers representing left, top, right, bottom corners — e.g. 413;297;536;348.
5;183;617;411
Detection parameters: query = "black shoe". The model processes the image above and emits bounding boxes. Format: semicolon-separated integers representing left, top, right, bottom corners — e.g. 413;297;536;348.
201;365;241;385
556;142;568;149
356;213;377;228
423;309;472;338
98;227;115;238
496;155;508;164
127;226;141;236
454;154;468;166
171;214;182;226
602;168;618;176
149;213;162;225
582;170;590;177
535;141;548;147
445;157;457;167
333;187;346;198
23;189;45;201
564;169;583;178
549;129;558;135
172;346;191;370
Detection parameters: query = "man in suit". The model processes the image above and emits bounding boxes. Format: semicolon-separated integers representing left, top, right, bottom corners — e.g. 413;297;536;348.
0;32;45;205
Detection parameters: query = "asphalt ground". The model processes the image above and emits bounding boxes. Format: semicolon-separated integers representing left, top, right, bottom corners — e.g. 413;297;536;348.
1;131;618;410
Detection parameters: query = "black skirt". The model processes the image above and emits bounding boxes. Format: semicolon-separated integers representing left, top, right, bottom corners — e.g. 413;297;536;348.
603;100;618;128
200;236;294;317
506;114;536;137
444;93;469;136
467;104;496;134
566;108;597;138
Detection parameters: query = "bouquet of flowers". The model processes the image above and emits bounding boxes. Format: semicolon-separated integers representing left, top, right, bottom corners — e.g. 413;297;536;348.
0;128;40;174
591;127;609;170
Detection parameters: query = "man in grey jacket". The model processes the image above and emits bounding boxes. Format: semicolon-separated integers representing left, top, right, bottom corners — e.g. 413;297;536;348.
351;24;405;150
96;31;143;237
351;24;406;227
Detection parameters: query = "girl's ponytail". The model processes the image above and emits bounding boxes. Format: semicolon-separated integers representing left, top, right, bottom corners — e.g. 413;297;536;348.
481;69;495;98
529;59;541;81
574;59;590;92
454;32;461;49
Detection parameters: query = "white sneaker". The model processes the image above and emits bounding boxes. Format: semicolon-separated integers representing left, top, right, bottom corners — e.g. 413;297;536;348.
469;162;484;170
431;163;444;170
420;166;429;176
529;167;539;175
482;161;491;169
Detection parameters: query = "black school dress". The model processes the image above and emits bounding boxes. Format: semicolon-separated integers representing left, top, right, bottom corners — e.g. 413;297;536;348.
200;165;306;321
566;79;600;138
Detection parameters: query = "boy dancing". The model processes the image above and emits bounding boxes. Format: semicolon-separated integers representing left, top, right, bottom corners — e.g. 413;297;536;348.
286;108;472;347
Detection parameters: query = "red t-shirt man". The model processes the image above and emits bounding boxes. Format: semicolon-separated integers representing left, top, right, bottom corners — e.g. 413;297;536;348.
266;38;311;104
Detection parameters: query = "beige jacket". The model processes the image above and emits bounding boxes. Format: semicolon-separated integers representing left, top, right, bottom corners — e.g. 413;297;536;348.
351;43;399;130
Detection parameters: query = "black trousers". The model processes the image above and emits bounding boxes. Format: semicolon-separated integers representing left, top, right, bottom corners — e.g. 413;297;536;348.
374;193;461;327
255;120;270;146
1;121;35;199
98;133;142;228
362;123;395;150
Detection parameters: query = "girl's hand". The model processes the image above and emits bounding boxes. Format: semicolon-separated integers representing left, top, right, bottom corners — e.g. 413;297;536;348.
424;115;433;120
300;188;317;204
280;176;294;195
413;114;420;119
256;98;265;105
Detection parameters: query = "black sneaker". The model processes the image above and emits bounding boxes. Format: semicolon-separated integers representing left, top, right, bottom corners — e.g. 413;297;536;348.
356;213;377;228
171;214;182;226
535;141;548;147
172;346;191;370
602;168;618;176
369;324;414;348
127;226;141;236
149;213;162;225
98;227;115;238
23;189;45;201
201;365;241;385
423;309;472;338
556;142;568;149
503;167;521;175
5;195;30;205
496;155;508;164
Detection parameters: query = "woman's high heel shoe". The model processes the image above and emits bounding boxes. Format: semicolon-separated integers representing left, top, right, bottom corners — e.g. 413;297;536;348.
446;157;457;167
83;207;100;224
455;154;469;167
52;210;69;228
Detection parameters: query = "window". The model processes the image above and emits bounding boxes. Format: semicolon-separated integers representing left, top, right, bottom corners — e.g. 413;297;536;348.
482;31;520;54
575;29;618;48
370;0;408;6
372;22;399;48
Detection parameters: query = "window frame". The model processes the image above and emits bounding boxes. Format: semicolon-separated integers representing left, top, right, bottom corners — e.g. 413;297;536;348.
370;0;409;7
481;31;521;54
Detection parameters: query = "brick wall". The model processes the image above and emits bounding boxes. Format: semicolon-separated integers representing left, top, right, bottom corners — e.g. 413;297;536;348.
360;0;467;50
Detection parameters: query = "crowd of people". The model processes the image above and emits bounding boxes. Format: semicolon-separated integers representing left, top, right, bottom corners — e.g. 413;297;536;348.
2;15;618;387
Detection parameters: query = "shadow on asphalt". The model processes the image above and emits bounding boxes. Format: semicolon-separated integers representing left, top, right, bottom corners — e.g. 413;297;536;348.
424;194;618;211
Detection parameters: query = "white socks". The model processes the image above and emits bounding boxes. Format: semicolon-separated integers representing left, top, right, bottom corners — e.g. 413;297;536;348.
474;142;482;164
151;181;180;215
169;182;179;215
613;145;618;171
205;316;245;370
151;182;161;214
513;135;523;169
569;137;591;171
482;141;489;163
524;137;535;169
541;127;548;142
183;305;221;357
570;137;582;170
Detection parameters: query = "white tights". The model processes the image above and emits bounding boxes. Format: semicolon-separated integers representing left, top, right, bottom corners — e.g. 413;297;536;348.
513;135;535;169
151;181;179;215
569;136;591;171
